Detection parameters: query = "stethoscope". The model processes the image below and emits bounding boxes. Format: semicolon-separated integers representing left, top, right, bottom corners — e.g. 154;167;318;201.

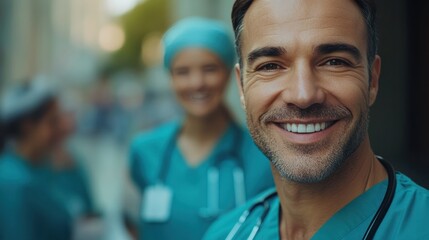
158;122;247;219
225;156;396;240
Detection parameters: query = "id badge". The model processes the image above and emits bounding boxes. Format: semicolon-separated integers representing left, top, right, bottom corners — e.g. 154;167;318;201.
141;184;173;222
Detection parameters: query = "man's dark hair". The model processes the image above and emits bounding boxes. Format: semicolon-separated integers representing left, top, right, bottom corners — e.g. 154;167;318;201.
231;0;378;70
0;94;55;152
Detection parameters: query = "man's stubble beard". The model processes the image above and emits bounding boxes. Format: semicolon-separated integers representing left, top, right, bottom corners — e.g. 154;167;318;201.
247;104;369;184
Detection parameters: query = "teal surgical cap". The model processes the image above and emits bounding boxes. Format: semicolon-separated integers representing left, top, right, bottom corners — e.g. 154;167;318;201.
163;17;236;70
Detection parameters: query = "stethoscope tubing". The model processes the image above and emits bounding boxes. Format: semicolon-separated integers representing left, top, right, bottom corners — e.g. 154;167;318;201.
226;157;397;240
157;122;247;218
362;157;396;240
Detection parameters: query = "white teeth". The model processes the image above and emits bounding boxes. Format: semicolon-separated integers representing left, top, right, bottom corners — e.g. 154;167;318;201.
297;124;306;133
306;124;315;132
315;123;321;131
283;122;331;133
291;124;298;132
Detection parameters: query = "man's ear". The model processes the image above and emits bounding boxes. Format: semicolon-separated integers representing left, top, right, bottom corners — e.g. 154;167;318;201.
369;55;381;106
234;63;246;110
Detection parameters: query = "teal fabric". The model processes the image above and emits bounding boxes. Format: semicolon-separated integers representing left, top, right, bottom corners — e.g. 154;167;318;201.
162;17;236;70
40;155;94;219
129;121;274;240
0;150;72;240
204;173;429;240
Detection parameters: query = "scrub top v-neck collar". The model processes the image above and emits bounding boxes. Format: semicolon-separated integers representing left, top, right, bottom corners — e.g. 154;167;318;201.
173;121;239;170
313;179;388;239
262;179;388;239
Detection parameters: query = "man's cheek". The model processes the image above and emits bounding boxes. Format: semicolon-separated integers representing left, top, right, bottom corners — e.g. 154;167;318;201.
338;91;368;117
248;96;272;118
246;103;267;131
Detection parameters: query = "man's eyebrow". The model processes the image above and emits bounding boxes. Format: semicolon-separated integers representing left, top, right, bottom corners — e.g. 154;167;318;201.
247;46;287;66
315;43;362;62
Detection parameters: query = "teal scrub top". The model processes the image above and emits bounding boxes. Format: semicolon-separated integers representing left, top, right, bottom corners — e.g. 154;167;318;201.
40;155;94;219
204;172;429;240
0;149;72;240
129;121;274;240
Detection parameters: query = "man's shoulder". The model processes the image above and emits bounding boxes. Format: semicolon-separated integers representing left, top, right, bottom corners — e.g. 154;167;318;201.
395;172;429;198
378;173;429;239
203;188;277;240
392;173;429;216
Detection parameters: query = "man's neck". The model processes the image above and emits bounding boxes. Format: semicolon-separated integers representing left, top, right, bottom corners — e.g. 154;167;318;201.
276;138;387;240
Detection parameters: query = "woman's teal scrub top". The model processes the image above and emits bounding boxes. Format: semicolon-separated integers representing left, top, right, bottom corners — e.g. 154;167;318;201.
0;150;72;240
204;173;429;240
129;121;274;240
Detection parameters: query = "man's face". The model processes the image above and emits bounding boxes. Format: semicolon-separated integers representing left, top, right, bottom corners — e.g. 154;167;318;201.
237;0;381;183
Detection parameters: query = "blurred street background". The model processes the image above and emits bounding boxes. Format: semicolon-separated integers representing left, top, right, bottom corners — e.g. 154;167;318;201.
0;0;428;239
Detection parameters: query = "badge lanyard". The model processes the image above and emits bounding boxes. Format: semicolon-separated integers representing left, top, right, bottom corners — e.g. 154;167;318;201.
140;126;180;223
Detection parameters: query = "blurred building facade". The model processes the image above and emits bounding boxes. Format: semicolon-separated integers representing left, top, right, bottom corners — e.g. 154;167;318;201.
172;0;233;22
1;0;110;86
0;1;12;89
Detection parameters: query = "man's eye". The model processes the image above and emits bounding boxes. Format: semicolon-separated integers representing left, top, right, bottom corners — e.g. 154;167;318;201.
257;63;283;71
325;59;350;66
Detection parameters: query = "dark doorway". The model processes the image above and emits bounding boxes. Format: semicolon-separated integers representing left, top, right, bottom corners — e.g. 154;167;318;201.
407;1;429;173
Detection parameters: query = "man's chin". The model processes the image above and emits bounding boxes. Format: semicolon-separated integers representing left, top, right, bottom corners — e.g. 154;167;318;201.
272;157;343;184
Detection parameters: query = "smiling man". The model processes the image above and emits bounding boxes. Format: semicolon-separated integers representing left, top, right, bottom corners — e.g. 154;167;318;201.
203;0;429;239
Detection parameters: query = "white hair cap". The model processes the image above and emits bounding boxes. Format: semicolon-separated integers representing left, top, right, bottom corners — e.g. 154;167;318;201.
0;76;56;123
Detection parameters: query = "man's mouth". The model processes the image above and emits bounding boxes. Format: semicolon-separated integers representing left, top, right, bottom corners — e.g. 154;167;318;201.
276;121;336;134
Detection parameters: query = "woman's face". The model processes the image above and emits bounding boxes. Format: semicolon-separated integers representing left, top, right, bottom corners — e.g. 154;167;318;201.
171;48;230;118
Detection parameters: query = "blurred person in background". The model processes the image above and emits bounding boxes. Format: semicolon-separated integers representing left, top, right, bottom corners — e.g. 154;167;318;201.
45;95;103;225
40;97;107;240
82;71;116;138
0;78;72;240
128;17;274;240
43;99;95;219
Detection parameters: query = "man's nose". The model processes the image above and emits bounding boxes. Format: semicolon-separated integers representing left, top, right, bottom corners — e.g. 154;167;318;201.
280;61;326;109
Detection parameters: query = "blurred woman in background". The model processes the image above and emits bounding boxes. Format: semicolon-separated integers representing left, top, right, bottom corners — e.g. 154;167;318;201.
0;79;72;240
129;17;274;240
